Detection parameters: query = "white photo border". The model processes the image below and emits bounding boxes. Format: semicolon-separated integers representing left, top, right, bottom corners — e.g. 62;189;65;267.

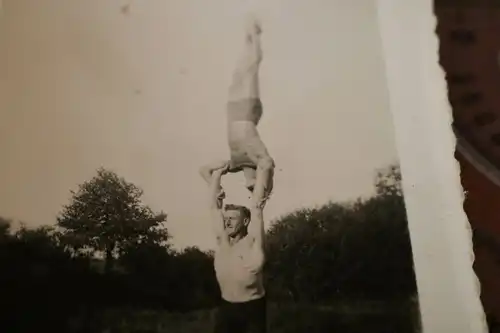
376;1;487;332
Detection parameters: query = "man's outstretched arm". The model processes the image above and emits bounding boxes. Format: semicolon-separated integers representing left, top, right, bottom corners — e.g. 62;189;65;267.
208;167;228;244
247;203;266;251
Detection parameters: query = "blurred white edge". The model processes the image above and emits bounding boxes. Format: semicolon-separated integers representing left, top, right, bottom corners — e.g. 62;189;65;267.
376;0;488;332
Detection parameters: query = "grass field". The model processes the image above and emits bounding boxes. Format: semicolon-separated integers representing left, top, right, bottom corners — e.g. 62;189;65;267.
93;300;421;333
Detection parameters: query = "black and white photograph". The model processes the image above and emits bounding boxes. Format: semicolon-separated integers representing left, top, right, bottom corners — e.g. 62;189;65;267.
1;1;422;332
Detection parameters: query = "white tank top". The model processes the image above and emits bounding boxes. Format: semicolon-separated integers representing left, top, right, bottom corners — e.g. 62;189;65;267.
213;241;265;303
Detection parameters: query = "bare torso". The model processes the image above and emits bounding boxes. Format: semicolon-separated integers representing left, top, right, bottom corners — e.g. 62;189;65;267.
213;237;265;303
226;97;268;172
227;97;261;142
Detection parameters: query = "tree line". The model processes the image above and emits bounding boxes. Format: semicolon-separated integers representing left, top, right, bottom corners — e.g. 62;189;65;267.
0;164;417;332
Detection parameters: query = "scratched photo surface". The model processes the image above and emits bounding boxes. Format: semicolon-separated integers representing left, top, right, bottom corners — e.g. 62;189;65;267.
1;1;421;332
434;1;500;332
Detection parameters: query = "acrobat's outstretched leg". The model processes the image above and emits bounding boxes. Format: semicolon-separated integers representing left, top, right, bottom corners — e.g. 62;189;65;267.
227;16;262;103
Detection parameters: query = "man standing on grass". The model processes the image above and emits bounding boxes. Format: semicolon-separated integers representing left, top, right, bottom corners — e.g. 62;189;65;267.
202;164;268;333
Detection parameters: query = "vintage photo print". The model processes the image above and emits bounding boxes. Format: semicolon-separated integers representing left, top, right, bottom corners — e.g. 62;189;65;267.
1;1;422;332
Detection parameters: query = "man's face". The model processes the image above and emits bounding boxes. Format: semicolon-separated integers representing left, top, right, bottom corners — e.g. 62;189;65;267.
223;209;246;237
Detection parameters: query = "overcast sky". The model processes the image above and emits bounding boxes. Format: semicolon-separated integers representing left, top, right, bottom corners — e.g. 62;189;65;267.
0;0;398;250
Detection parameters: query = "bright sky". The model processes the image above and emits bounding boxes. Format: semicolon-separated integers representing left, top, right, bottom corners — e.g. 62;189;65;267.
0;0;398;250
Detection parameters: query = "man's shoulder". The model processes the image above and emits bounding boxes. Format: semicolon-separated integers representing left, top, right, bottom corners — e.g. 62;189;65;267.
243;236;266;259
214;237;253;253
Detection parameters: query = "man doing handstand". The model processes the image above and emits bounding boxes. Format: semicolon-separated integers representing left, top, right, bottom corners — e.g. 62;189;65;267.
200;14;274;208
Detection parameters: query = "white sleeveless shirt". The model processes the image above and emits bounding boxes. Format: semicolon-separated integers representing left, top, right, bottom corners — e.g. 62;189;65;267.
213;239;265;303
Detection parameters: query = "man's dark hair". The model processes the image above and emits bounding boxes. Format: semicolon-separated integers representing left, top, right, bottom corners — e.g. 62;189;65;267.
224;204;251;220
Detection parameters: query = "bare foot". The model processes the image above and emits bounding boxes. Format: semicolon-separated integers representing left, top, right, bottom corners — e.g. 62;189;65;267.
252;19;262;36
217;188;226;200
245;29;262;64
245;13;262;41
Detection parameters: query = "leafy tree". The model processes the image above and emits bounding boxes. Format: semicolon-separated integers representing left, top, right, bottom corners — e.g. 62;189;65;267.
168;247;219;309
119;242;172;275
56;168;169;273
265;163;416;302
0;217;12;241
375;164;403;197
13;224;66;260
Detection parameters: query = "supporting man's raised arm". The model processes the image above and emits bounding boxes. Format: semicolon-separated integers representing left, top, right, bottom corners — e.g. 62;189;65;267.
248;204;266;251
206;166;228;244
